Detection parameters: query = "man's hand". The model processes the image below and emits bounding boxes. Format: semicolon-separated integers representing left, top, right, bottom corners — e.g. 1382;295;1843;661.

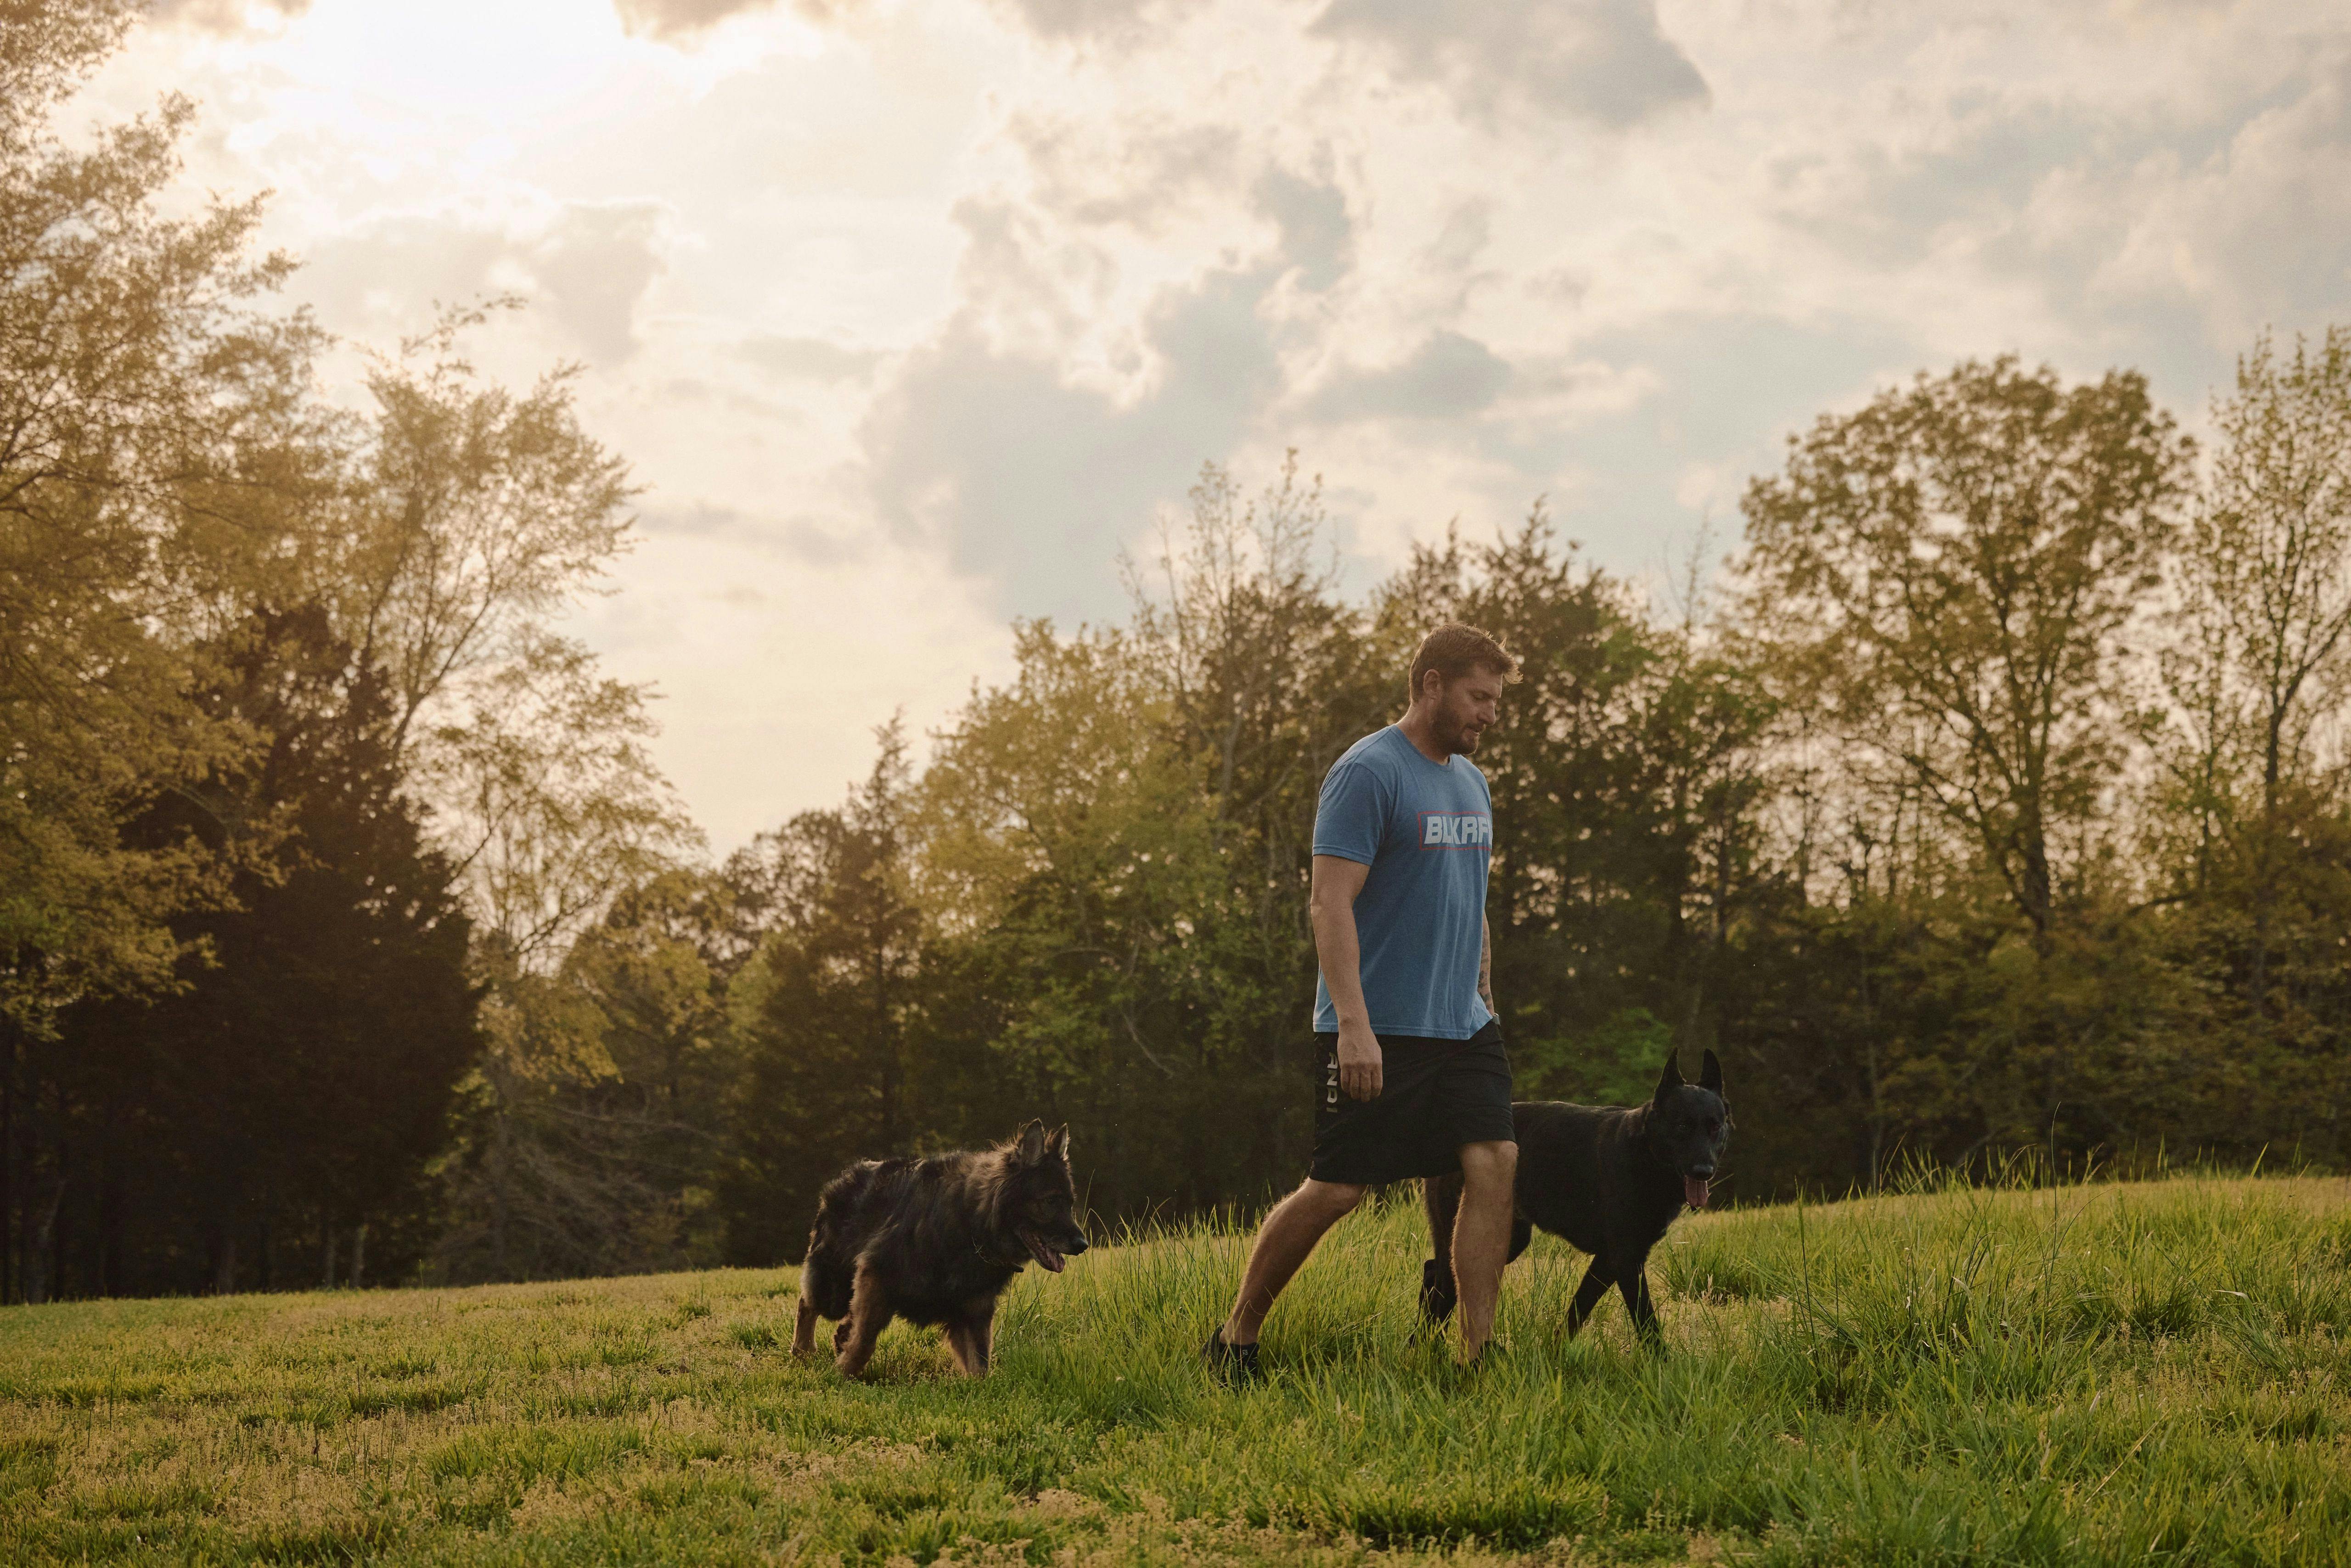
1336;1017;1384;1101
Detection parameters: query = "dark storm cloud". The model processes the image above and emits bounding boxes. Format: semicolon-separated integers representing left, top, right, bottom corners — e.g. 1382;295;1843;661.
1306;330;1513;422
1310;0;1708;130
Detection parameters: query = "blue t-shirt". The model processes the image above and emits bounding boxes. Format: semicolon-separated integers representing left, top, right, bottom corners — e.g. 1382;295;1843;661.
1310;725;1495;1039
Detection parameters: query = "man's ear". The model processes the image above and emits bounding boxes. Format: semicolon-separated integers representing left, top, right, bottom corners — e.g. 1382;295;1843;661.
1700;1049;1723;1094
1014;1120;1048;1165
1654;1054;1684;1104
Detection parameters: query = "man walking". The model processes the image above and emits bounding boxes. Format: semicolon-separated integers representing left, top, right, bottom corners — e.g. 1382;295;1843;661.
1206;624;1519;1374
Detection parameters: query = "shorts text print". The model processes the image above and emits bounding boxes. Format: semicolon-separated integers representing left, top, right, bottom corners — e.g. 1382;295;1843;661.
1418;811;1493;851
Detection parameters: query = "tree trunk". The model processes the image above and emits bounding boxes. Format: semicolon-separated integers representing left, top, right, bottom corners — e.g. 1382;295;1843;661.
213;1229;238;1295
490;1109;512;1281
2019;809;2054;952
1;1015;13;1306
26;1178;65;1304
47;1086;68;1301
352;1224;367;1288
98;1121;122;1298
322;1218;337;1290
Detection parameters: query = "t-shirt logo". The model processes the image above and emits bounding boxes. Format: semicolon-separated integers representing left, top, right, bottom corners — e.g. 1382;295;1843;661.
1419;811;1493;850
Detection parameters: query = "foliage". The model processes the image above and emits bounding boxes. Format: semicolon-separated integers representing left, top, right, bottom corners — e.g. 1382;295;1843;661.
0;0;332;1022
31;606;477;1298
720;723;923;1264
2;12;688;1300
1739;357;2192;944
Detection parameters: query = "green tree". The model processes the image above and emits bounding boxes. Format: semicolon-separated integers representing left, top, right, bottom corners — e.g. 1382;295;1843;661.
721;723;922;1262
39;606;476;1298
1740;358;2191;945
2146;326;2351;1160
1736;358;2194;1167
0;0;330;1023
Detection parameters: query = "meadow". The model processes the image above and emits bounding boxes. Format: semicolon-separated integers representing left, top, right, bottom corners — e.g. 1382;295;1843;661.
2;1172;2347;1566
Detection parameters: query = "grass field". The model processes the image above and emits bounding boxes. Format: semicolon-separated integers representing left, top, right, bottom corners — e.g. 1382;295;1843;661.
3;1172;2348;1566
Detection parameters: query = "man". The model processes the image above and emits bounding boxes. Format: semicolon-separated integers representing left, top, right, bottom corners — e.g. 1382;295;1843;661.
1206;623;1519;1376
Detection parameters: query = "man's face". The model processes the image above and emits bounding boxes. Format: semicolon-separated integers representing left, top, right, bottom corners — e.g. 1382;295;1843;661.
1426;666;1505;755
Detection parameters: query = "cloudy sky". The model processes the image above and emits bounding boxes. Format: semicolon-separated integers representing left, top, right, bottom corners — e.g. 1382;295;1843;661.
87;0;2351;849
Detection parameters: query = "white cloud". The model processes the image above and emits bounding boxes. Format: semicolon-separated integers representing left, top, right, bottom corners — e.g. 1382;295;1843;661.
613;0;858;39
149;0;310;34
1311;0;1709;129
985;0;1210;45
297;199;673;364
862;258;1288;623
1305;330;1514;423
740;334;885;381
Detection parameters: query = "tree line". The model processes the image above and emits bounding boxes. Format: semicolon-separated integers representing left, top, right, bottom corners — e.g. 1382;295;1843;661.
7;1;2349;1299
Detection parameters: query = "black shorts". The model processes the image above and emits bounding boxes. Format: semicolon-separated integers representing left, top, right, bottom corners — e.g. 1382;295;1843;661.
1310;1020;1514;1186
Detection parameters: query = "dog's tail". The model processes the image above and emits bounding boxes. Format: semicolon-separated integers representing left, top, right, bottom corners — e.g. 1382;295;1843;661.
804;1160;878;1262
800;1161;889;1322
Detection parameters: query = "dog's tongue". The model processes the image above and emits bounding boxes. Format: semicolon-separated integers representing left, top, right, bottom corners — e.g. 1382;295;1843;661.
1684;1175;1710;1210
1022;1232;1066;1273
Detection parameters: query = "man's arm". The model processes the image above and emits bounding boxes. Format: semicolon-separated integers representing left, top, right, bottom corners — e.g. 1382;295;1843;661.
1309;854;1380;1100
1479;912;1495;1016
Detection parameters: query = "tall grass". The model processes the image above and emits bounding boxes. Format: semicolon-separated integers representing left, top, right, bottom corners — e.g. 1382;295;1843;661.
1;1172;2345;1565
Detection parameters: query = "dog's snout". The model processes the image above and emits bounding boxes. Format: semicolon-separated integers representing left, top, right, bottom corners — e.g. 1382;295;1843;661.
1689;1164;1715;1179
1063;1232;1090;1255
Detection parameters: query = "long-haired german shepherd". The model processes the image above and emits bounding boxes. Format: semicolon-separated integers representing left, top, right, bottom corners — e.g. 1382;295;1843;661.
792;1120;1089;1378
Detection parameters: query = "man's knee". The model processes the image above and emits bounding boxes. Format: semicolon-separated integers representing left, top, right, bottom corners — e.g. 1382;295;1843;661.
1295;1178;1367;1219
1459;1140;1518;1193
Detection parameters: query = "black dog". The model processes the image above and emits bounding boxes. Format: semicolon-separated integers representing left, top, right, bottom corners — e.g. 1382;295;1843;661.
1420;1051;1728;1346
792;1120;1089;1378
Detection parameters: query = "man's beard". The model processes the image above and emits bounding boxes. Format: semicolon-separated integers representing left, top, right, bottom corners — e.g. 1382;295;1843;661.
1444;716;1482;755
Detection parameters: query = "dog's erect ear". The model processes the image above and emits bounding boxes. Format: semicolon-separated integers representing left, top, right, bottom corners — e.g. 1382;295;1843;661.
1654;1054;1684;1103
1045;1124;1070;1160
1013;1120;1049;1166
1700;1048;1723;1094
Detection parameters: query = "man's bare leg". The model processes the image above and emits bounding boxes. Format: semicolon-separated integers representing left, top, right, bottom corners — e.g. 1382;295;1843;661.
1217;1178;1366;1345
1451;1140;1518;1361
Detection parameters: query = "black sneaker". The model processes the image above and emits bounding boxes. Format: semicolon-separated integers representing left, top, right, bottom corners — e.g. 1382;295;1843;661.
1201;1330;1263;1385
